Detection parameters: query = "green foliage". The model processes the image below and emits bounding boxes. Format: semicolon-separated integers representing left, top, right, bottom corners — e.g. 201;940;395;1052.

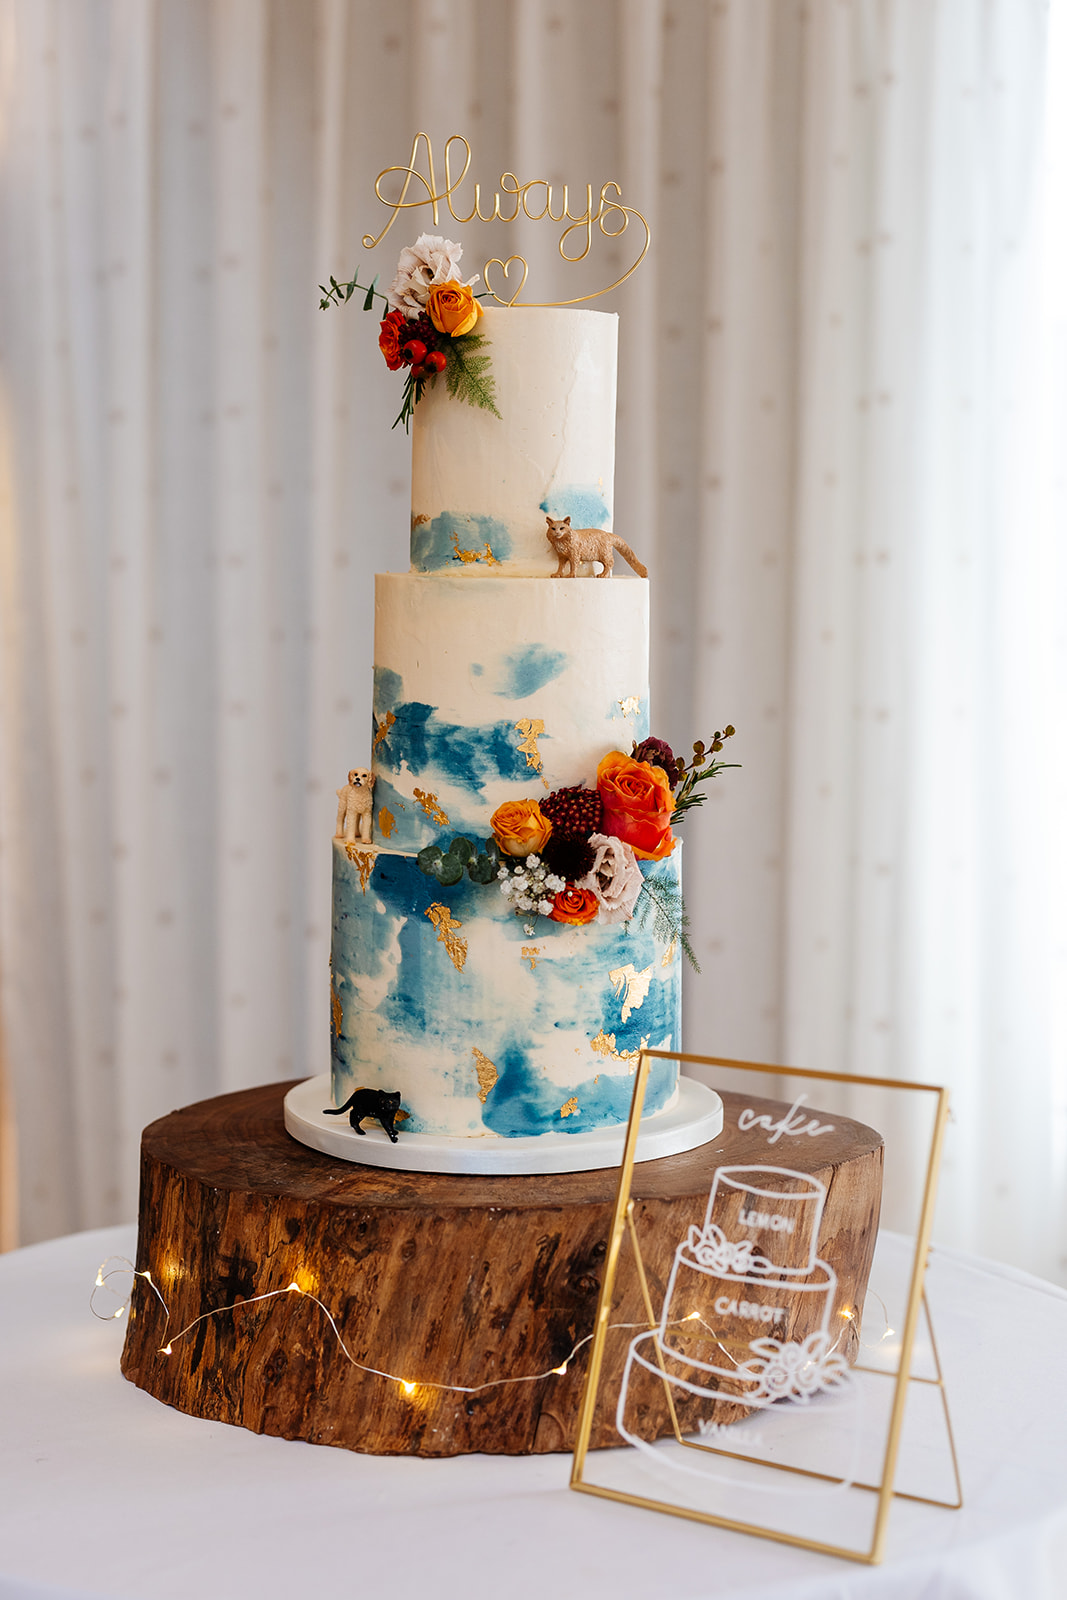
443;332;502;419
392;369;423;432
671;724;740;823
417;836;502;888
319;269;384;313
633;869;700;973
466;851;499;885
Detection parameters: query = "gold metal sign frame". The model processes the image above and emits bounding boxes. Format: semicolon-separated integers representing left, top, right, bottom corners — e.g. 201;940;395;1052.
570;1051;958;1566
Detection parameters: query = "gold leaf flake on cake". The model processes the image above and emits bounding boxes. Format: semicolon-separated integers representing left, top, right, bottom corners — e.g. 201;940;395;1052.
425;903;468;972
373;711;396;751
521;946;541;971
344;845;375;892
471;1046;499;1103
330;975;343;1039
590;1028;651;1072
609;963;654;1022
451;531;501;566
514;718;545;771
411;513;430;528
413;788;449;825
378;806;396;839
662;937;678;967
618;695;641;719
560;1096;579;1119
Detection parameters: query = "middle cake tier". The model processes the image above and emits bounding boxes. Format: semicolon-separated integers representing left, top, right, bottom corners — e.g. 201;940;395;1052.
372;572;651;852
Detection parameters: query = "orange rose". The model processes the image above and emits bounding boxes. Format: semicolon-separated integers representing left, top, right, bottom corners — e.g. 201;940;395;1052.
548;885;600;926
597;750;676;861
378;309;409;371
490;799;552;858
427;281;482;337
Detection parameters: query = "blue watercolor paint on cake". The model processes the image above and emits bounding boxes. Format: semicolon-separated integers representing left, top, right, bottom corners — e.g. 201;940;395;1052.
375;701;539;790
492;644;568;699
373;666;403;718
411;512;512;572
539;486;611;528
331;843;682;1137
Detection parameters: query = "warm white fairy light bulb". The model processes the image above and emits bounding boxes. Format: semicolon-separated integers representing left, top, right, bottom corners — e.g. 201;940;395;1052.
400;1380;416;1395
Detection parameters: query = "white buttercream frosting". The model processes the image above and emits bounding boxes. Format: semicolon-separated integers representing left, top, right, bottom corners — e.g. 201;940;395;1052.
410;307;618;576
372;572;650;850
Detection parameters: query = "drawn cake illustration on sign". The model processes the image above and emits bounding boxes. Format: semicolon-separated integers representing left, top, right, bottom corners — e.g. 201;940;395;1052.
616;1163;853;1459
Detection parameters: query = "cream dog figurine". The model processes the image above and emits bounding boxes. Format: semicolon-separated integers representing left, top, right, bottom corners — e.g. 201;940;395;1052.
335;767;375;845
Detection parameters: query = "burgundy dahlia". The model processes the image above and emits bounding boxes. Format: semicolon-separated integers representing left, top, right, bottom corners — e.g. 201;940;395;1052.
632;735;683;788
542;834;597;884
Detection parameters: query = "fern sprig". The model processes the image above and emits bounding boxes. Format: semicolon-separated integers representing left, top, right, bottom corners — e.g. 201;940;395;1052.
634;869;701;973
444;332;502;418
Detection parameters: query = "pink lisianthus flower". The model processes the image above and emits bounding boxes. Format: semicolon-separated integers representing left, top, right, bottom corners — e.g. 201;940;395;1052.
579;833;644;924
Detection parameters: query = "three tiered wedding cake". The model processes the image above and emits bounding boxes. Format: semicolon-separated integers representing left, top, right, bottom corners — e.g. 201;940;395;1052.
329;301;685;1140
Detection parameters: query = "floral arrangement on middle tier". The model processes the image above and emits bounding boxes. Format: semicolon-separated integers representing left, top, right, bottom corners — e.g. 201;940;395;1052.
416;729;737;969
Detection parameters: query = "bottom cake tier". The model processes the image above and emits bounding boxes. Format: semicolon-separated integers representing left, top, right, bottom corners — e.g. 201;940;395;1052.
330;837;683;1138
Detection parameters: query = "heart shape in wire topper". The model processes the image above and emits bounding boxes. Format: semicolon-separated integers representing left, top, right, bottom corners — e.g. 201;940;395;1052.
483;256;529;307
362;133;651;307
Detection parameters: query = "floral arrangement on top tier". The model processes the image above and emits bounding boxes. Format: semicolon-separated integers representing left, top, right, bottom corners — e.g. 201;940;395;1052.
417;728;738;970
320;234;500;431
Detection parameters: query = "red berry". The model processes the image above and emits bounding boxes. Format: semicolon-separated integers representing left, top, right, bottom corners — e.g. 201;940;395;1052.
425;350;447;373
410;362;427;380
402;339;427;365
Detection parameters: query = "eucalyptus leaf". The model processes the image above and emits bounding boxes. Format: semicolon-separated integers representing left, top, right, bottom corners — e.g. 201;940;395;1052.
435;855;464;887
467;854;496;884
416;845;443;874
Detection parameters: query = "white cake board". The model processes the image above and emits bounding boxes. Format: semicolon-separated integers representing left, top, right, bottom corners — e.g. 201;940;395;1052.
284;1073;723;1176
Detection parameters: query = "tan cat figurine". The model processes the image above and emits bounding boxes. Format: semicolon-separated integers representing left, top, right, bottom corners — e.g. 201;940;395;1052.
544;515;648;578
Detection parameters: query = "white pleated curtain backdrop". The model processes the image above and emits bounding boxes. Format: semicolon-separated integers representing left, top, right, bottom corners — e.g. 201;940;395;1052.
0;0;1063;1281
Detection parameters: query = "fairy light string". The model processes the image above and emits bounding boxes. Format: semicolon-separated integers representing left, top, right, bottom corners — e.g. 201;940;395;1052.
92;1256;699;1396
92;1258;897;1400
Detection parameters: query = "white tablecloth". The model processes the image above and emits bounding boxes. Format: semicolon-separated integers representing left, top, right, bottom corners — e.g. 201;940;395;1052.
1;1225;1065;1600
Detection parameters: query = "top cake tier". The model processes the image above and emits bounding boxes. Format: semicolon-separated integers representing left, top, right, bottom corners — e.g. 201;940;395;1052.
410;307;618;577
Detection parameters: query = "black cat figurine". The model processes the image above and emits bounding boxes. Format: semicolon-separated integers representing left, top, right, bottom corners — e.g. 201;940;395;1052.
324;1087;404;1143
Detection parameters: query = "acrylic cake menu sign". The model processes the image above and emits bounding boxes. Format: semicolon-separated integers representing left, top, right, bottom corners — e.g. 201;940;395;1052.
360;132;650;306
571;1053;960;1566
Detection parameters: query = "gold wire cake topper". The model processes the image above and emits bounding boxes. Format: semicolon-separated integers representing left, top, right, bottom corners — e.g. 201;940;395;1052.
363;133;651;307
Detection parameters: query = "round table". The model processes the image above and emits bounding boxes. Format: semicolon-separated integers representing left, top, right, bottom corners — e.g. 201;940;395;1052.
1;1224;1065;1600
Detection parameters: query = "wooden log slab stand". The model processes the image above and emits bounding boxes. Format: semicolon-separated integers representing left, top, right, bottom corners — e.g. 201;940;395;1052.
121;1080;883;1457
